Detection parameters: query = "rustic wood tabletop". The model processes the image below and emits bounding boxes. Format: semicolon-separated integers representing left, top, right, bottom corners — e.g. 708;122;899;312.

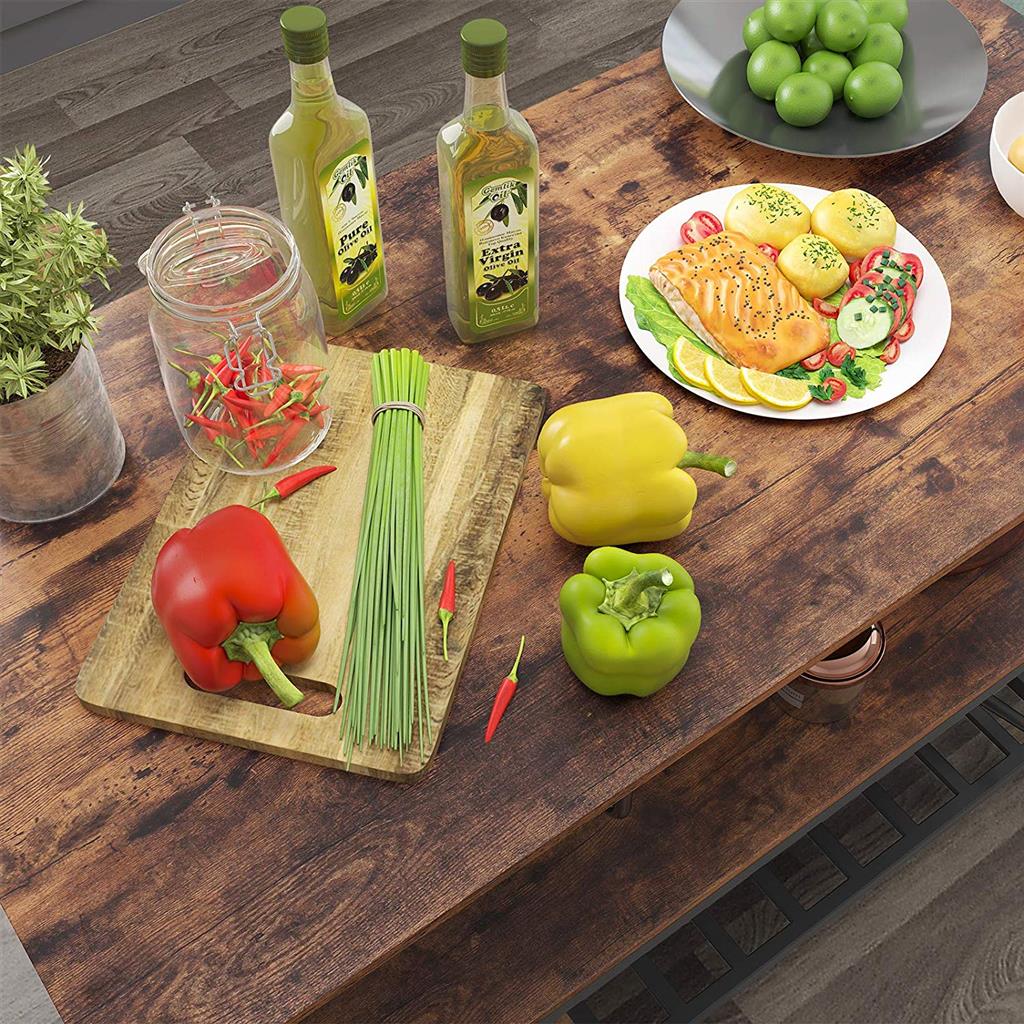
2;1;1023;1023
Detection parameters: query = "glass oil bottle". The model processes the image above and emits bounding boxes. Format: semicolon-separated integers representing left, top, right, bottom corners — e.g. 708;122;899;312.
269;5;386;335
437;19;539;343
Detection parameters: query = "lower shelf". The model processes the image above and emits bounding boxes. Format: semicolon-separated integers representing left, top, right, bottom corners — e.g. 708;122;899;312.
566;675;1024;1024
312;539;1024;1024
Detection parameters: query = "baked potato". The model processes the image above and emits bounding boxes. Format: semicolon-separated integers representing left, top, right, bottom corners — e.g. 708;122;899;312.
724;184;810;249
810;188;897;261
777;233;849;299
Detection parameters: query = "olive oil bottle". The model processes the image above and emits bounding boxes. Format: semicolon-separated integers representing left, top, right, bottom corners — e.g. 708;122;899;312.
437;19;539;344
269;5;386;335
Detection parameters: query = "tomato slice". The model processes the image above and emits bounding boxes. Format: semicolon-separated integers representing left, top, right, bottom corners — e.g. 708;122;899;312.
841;279;874;307
801;351;828;371
890;314;915;343
860;245;924;288
862;270;915;321
826;340;856;367
757;242;780;262
880;339;901;364
814;375;847;402
843;271;912;328
680;210;724;245
812;297;839;319
849;260;861;285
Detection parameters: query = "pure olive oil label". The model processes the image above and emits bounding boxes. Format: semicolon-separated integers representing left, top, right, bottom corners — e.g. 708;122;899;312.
464;170;535;330
320;139;386;319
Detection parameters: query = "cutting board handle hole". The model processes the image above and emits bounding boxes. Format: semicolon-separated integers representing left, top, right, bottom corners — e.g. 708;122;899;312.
183;672;338;717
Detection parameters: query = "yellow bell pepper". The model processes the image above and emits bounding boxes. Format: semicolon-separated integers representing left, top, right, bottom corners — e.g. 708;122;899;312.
538;392;736;547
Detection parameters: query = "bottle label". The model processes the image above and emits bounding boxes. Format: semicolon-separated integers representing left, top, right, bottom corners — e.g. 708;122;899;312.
463;170;534;330
320;139;386;319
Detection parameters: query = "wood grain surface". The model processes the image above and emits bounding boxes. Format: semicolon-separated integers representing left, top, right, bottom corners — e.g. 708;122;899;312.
2;1;1024;1022
75;350;544;779
318;538;1024;1023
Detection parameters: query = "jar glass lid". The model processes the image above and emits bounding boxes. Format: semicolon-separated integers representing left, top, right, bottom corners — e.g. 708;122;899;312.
138;201;300;322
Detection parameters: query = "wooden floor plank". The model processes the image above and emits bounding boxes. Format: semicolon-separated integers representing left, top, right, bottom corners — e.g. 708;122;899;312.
39;79;239;190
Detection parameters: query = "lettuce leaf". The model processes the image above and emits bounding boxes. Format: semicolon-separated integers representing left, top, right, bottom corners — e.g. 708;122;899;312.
625;276;720;359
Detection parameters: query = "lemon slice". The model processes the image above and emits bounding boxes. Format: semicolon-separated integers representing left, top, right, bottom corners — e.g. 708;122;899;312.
704;356;759;405
671;338;710;389
739;367;812;410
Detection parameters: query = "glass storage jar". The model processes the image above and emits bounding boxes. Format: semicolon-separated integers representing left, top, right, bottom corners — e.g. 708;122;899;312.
138;200;331;475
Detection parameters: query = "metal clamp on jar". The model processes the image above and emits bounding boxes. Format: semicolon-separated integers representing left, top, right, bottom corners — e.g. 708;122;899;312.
139;198;331;475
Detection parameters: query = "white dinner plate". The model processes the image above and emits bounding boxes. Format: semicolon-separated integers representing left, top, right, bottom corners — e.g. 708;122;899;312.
618;183;952;421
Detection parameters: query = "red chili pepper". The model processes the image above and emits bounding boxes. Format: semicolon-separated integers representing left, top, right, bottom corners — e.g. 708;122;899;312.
245;422;289;442
222;390;267;415
264;383;296;417
437;560;456;661
252;465;337;510
294;375;322;404
485;636;525;744
281;363;324;379
263;418;304;468
186;412;239;439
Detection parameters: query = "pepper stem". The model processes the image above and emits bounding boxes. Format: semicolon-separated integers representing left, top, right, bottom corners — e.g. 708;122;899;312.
678;450;737;478
439;610;452;662
250;487;280;510
507;635;526;682
222;620;305;708
598;568;674;631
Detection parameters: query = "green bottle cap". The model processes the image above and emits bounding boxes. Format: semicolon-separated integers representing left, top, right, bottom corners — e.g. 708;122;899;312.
460;18;508;78
280;5;329;64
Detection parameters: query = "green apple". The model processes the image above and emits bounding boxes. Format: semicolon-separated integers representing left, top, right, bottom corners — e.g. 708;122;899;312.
844;61;904;117
816;0;869;51
775;71;834;126
849;22;904;67
746;40;803;100
764;0;818;43
803;50;853;100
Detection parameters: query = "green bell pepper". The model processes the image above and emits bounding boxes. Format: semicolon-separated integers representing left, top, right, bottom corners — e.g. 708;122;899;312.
559;547;701;697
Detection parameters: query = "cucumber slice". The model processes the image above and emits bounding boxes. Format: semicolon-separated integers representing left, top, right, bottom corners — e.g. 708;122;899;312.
837;297;893;349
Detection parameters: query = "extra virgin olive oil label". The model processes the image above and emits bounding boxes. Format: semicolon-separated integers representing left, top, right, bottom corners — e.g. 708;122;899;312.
320;139;386;319
464;170;535;330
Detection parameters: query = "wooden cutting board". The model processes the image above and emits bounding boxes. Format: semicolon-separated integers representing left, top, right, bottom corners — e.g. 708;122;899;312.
75;346;545;780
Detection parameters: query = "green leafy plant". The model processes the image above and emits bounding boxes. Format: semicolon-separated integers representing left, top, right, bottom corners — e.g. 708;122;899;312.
0;146;118;401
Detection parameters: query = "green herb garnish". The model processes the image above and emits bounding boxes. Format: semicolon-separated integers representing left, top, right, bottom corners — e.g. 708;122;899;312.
776;364;810;380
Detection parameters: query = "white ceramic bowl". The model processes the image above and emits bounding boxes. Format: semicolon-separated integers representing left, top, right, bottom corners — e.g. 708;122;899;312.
991;92;1024;218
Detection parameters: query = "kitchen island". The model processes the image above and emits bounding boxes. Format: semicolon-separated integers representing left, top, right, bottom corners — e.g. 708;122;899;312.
1;1;1023;1021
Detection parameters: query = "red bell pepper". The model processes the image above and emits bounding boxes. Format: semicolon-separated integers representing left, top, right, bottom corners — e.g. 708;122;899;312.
151;506;319;708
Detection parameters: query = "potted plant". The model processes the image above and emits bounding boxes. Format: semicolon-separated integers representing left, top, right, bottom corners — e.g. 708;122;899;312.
0;145;124;523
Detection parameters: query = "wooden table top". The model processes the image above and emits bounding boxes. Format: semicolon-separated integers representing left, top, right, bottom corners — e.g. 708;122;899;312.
2;2;1023;1021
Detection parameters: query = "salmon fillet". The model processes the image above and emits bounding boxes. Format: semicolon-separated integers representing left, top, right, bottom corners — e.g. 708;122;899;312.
650;231;828;374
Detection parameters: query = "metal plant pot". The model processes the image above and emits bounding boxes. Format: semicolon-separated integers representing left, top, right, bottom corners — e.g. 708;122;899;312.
0;345;125;523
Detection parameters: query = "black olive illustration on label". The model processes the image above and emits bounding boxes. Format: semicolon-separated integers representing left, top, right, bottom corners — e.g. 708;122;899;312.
490;202;510;227
341;182;356;204
476;267;528;302
339;242;378;286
